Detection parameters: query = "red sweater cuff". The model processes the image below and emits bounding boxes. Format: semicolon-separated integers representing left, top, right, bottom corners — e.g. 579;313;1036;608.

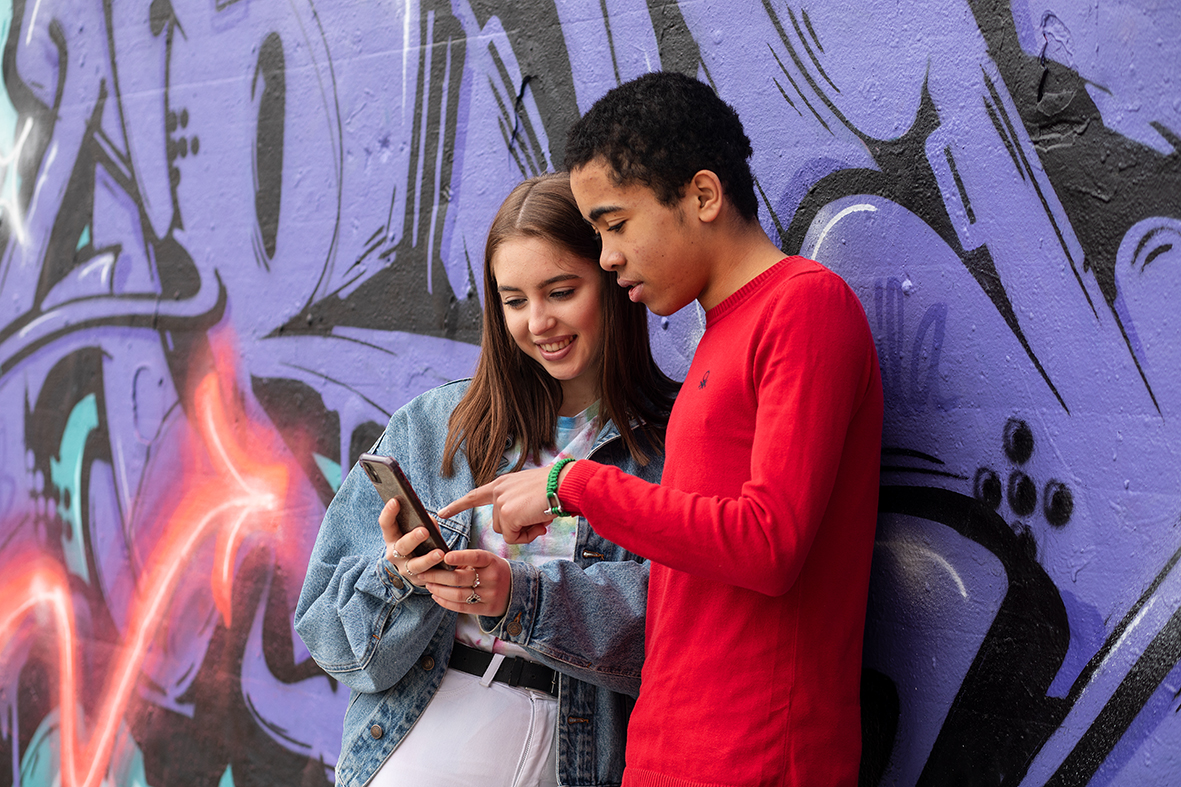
559;459;600;516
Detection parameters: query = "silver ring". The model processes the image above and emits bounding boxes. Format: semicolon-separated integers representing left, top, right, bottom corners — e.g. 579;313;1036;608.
472;572;481;590
466;591;482;605
391;550;404;559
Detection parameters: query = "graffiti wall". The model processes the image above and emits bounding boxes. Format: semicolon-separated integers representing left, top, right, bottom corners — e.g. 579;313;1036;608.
0;0;1176;784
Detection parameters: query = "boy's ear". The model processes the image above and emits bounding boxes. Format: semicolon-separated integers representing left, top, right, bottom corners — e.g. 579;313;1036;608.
686;170;723;223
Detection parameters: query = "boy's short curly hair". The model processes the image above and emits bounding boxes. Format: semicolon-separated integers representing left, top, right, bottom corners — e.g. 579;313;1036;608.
564;71;759;222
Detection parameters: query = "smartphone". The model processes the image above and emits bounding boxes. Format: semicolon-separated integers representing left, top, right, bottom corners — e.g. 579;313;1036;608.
358;453;452;568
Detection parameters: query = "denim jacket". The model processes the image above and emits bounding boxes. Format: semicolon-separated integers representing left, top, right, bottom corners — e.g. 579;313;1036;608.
294;380;663;787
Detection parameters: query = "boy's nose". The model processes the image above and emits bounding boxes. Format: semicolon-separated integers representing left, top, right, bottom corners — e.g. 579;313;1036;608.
600;245;624;271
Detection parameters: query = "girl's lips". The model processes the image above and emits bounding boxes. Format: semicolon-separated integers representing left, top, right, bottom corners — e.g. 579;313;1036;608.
538;336;575;360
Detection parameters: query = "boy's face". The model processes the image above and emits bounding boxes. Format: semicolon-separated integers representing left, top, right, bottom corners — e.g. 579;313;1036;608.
570;160;710;317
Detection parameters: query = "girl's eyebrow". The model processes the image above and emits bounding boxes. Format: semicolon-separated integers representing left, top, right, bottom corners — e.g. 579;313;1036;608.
498;273;581;293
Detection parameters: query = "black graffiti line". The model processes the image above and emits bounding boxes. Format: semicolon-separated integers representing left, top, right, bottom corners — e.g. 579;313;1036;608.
982;94;1027;181
1047;604;1181;787
497;112;531;180
882;446;947;464
980;68;1095;314
770;77;803;116
295;0;345;313
1143;244;1172;269
489;46;545;174
598;0;623;86
800;8;824;53
1067;543;1181;705
766;43;831;134
753;175;790;251
762;0;857;136
943;147;976;223
879;466;969;480
785;5;837;94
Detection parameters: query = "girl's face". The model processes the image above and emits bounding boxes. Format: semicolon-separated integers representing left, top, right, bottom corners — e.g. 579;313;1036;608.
492;236;604;416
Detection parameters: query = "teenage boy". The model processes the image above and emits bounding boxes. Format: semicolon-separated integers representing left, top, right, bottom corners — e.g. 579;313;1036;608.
439;72;883;787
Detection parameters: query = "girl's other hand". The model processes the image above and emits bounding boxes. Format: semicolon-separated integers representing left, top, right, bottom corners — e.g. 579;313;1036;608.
425;549;512;618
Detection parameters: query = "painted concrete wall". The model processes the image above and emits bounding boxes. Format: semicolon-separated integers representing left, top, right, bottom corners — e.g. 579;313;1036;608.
0;0;1177;785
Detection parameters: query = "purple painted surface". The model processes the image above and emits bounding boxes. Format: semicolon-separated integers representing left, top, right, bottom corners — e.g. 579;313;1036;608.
0;0;1177;785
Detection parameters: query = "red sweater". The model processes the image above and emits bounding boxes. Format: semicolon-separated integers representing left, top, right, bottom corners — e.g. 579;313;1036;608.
561;258;883;787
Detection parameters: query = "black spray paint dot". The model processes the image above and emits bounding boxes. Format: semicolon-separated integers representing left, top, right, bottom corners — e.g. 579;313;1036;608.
1008;471;1037;517
1003;418;1034;464
1013;522;1038;562
166;110;178;134
191;136;200;155
61;486;71;512
180;108;189;128
973;467;1002;509
170;167;181;188
1043;480;1074;528
178;137;188;157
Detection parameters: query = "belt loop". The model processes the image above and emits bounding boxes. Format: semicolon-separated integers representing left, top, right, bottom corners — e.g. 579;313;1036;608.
506;656;525;687
480;653;505;688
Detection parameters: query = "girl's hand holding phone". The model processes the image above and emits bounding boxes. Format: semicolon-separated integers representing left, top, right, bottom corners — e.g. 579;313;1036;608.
379;498;511;616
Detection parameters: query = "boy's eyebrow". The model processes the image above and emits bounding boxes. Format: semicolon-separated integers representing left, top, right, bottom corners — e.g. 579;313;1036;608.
497;273;581;292
587;205;623;222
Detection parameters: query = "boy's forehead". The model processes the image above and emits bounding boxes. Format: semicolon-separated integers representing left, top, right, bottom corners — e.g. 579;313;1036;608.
571;161;660;217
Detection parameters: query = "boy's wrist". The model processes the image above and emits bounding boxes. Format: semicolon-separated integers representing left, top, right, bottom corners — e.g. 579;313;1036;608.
545;458;577;516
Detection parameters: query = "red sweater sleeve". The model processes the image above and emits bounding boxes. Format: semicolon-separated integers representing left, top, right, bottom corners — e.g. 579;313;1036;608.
561;266;879;596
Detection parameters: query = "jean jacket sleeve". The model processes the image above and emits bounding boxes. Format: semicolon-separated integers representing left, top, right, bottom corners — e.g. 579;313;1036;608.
293;406;464;695
481;551;648;697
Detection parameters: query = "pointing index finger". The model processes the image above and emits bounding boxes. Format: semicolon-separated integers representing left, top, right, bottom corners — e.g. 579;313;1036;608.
436;482;495;519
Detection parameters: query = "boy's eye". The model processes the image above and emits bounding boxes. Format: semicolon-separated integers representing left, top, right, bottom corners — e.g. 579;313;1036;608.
606;221;625;233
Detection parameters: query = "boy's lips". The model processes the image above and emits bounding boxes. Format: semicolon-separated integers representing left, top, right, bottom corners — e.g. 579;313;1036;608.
618;279;643;302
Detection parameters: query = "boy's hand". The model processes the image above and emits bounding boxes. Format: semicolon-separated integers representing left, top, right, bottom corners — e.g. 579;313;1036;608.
437;465;558;544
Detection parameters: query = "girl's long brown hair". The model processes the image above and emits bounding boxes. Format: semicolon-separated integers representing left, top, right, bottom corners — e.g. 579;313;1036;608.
442;172;679;485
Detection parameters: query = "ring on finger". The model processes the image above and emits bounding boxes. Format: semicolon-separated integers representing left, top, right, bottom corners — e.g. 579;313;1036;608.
466;591;482;605
471;572;481;590
391;550;404;559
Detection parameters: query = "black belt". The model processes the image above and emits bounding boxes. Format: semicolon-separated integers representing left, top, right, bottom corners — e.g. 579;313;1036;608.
448;641;558;697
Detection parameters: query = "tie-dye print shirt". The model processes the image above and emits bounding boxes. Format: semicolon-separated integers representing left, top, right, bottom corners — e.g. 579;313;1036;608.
454;401;601;659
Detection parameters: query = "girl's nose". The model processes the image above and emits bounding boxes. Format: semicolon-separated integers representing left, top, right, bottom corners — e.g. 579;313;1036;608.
529;303;555;335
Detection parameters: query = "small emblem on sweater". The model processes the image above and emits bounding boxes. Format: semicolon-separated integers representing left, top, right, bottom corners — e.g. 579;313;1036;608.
698;370;710;389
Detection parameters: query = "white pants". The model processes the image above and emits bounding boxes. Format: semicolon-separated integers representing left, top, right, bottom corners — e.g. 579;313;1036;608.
368;668;559;787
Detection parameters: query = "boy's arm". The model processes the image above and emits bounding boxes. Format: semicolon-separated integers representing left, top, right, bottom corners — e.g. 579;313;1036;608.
567;277;877;593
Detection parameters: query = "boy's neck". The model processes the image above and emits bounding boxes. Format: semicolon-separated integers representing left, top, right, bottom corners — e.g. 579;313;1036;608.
696;221;787;312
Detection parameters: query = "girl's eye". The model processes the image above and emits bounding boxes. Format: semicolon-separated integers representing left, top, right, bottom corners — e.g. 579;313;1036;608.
606;221;625;233
503;298;526;310
551;289;575;300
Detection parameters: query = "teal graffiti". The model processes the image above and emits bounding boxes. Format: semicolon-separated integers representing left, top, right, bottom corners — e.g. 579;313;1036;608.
50;393;99;584
313;452;342;492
